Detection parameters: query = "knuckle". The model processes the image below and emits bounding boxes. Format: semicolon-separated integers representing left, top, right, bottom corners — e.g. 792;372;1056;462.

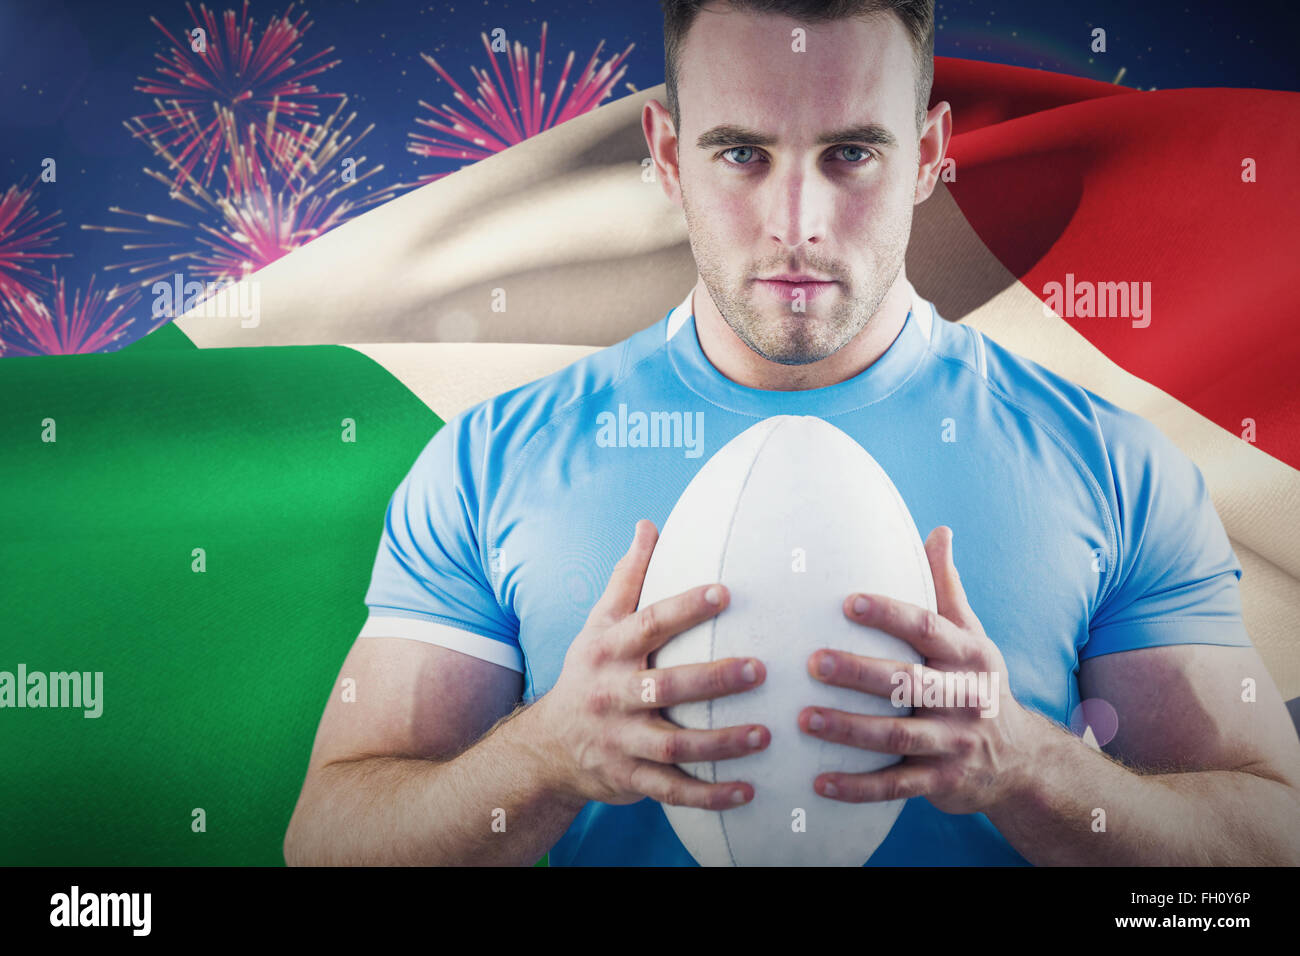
711;661;735;695
954;731;978;759
657;732;682;764
706;731;731;761
920;610;942;643
579;735;606;774
588;685;616;717
626;762;652;798
938;765;965;793
585;638;610;667
882;600;902;632
596;724;620;760
653;670;673;704
887;721;917;754
636;604;659;643
882;775;910;802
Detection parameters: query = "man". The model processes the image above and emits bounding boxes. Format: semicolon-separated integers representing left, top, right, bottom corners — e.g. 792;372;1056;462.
283;0;1300;865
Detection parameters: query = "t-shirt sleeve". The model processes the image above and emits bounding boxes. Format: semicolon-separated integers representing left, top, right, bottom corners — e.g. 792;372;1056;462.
361;408;524;673
1082;411;1253;660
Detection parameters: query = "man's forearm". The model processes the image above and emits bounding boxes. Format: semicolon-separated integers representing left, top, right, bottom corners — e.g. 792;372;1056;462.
986;709;1300;865
285;703;587;866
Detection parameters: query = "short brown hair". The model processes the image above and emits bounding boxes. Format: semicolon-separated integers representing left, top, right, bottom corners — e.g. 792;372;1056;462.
661;0;935;135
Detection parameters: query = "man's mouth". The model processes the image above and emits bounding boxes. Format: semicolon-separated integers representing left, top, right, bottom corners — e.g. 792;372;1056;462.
760;273;834;282
755;278;837;302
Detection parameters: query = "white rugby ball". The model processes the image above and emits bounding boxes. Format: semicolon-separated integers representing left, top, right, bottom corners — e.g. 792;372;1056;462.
638;415;935;867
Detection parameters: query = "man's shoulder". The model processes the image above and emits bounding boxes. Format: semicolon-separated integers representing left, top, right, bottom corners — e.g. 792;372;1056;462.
962;323;1175;471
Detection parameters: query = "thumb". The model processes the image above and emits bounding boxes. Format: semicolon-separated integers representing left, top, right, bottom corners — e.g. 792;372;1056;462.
926;526;977;630
588;519;658;625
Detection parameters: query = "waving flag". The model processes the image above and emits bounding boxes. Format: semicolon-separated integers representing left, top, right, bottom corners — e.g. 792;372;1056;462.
1;58;1295;865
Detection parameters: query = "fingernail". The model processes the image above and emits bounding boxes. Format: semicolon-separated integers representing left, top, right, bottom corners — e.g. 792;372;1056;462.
747;728;763;749
823;781;838;798
853;596;870;615
818;654;834;678
809;711;825;731
705;585;721;605
741;660;758;682
731;788;747;804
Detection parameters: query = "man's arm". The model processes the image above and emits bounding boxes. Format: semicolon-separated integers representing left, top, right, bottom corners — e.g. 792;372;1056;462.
802;527;1300;866
984;642;1300;866
283;635;586;867
286;520;770;866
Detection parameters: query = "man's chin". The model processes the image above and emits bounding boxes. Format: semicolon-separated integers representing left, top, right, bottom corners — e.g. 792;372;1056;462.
745;296;837;319
740;326;839;367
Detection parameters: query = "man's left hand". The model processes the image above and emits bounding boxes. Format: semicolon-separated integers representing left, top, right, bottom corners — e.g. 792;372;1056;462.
800;526;1039;815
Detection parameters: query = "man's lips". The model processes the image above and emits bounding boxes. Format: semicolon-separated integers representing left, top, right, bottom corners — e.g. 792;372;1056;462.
755;277;837;301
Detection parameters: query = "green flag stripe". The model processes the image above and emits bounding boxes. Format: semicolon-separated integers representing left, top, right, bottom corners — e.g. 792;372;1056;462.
0;341;446;864
120;319;199;353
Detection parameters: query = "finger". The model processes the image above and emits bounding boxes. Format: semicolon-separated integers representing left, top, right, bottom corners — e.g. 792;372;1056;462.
611;581;730;661
925;526;979;631
628;761;754;810
808;650;955;705
624;719;770;765
799;709;961;756
844;591;977;664
630;657;764;708
587;520;659;626
815;762;941;803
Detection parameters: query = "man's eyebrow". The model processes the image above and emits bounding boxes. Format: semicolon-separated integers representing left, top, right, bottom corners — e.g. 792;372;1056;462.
694;123;899;150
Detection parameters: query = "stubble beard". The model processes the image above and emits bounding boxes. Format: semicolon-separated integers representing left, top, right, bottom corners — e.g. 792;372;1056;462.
681;182;910;367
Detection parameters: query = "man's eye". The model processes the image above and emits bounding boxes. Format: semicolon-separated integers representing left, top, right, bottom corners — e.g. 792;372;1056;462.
719;145;874;167
721;146;760;166
835;145;874;164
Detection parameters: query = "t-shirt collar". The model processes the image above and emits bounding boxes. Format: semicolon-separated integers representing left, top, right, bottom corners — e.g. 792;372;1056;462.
666;279;934;417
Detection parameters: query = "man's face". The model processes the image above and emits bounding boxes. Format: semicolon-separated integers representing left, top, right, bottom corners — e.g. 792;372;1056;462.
674;6;921;365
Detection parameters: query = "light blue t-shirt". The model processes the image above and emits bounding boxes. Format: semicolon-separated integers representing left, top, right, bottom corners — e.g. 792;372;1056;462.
363;283;1252;866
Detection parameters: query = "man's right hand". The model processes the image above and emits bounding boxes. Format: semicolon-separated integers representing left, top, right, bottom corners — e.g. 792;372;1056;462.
531;519;769;811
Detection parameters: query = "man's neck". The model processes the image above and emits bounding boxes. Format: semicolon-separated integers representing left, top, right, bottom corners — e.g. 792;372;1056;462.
690;273;913;391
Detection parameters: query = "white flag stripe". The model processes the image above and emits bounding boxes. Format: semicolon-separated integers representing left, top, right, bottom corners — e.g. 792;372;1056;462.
346;342;597;425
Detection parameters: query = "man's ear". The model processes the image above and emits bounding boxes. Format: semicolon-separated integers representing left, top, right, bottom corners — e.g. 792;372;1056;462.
643;98;683;206
914;100;952;205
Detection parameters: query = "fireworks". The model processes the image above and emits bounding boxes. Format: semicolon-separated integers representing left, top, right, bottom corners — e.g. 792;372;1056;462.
131;0;343;189
35;8;634;354
0;181;70;312
85;96;398;293
88;2;395;300
406;21;634;184
0;270;149;357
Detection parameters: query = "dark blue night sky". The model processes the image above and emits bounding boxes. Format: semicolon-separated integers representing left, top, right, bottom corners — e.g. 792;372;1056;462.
1;0;1297;350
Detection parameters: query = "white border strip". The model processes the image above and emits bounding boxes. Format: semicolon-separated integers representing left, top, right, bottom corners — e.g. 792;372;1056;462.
666;287;694;341
909;281;934;343
359;614;525;673
973;326;988;379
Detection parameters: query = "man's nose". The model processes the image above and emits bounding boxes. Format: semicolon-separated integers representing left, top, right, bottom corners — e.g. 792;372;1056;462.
765;163;832;249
